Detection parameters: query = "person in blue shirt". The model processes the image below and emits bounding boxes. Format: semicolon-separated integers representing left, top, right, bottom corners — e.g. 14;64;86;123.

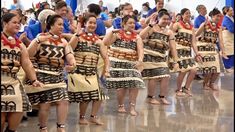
222;6;234;72
147;0;164;17
55;1;71;33
194;5;207;29
25;9;56;40
112;3;142;32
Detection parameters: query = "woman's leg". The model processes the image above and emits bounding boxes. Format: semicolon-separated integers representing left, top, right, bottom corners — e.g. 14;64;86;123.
116;88;127;113
129;89;139;116
159;77;170;105
146;79;159;104
1;113;7;132
56;100;69;132
79;102;89;125
183;68;197;96
203;73;212;90
90;100;103;125
209;73;220;90
38;103;51;132
7;112;24;131
176;71;187;96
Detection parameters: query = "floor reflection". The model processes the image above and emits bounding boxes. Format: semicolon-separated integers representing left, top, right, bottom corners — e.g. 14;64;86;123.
18;74;234;132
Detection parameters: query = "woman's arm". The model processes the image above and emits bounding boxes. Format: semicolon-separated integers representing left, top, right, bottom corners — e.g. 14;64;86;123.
64;44;76;72
27;34;51;57
102;30;118;46
21;44;42;86
68;33;80;50
168;31;178;62
99;40;110;76
192;29;202;62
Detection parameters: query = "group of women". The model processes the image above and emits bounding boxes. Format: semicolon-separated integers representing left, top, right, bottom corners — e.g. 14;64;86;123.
1;4;229;132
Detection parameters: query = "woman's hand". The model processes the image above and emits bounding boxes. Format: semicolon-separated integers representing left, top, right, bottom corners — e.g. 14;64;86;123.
221;51;229;59
64;64;76;72
195;53;203;63
135;61;144;72
37;34;52;43
32;80;44;87
173;62;179;71
102;68;110;77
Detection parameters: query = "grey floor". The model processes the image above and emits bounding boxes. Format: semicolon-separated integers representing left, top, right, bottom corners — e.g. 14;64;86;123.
18;72;234;132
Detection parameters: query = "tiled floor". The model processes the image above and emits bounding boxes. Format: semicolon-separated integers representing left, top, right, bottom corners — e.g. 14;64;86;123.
17;72;234;132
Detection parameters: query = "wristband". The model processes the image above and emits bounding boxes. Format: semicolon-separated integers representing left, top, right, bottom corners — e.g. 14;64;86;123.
35;37;41;44
148;24;153;28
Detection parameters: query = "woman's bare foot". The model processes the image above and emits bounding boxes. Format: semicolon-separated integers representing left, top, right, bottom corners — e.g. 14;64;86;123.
90;115;104;125
117;104;127;113
129;103;138;116
57;124;66;132
39;126;48;132
79;115;89;125
182;87;193;96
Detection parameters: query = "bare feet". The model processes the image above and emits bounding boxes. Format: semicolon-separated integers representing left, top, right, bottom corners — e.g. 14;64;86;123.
129;103;138;116
79;115;89;125
90;115;104;125
57;123;65;132
117;104;127;113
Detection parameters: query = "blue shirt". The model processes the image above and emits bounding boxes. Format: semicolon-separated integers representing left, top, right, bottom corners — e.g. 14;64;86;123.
25;21;43;40
222;15;234;33
100;12;109;21
28;19;37;26
95;18;106;36
194;15;206;28
63;18;71;33
112;17;142;30
147;7;157;17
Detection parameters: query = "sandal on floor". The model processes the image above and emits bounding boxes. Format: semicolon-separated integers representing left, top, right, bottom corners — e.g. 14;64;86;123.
90;115;104;125
4;127;16;132
182;86;193;96
57;123;65;132
175;89;187;97
158;95;170;105
146;95;160;105
38;125;47;132
117;104;127;113
129;102;138;116
79;115;88;125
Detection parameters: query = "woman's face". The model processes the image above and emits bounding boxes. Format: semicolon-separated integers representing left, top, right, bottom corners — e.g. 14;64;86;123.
4;16;20;34
50;18;64;35
123;18;135;31
123;5;133;16
158;14;170;27
182;10;191;22
212;13;221;23
85;17;97;33
227;7;234;17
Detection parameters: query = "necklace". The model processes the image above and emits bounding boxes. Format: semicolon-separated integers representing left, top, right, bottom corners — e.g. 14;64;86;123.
207;21;218;31
158;24;167;33
119;30;137;42
179;20;193;30
80;32;99;43
48;32;63;45
1;32;21;49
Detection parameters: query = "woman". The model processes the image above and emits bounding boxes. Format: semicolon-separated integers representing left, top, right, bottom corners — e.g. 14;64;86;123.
170;8;202;97
103;15;145;116
68;14;109;125
222;7;234;72
139;9;179;105
25;14;76;132
196;8;228;90
1;13;42;132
